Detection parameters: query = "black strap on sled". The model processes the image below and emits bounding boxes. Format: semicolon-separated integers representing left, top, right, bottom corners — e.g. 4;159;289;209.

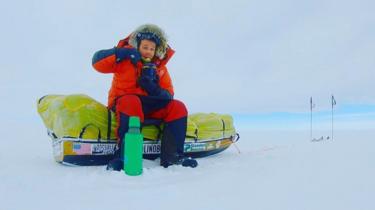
79;123;102;141
221;119;226;138
38;95;48;104
107;108;112;140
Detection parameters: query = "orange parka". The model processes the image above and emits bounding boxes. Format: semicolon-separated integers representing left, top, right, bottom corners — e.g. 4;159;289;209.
92;36;175;108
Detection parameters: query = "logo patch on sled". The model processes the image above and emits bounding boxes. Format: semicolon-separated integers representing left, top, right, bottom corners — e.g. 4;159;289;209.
184;143;206;152
143;144;161;154
92;143;116;155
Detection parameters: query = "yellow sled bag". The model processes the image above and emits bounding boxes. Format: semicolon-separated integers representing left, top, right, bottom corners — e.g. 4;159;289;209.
38;94;117;141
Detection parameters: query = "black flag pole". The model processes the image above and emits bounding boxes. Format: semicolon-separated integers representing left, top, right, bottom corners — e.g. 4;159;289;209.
310;97;314;141
331;95;336;140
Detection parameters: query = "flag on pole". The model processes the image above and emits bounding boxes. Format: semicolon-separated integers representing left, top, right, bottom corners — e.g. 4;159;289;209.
310;97;315;111
332;95;336;107
331;95;336;141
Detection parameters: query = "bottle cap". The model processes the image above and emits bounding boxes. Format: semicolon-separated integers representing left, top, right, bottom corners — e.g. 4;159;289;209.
129;116;141;128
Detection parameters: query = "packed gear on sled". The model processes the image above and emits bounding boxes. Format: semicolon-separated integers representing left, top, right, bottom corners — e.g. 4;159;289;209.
37;94;239;166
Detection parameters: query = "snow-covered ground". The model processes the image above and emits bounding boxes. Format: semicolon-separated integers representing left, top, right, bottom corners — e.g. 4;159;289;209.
1;1;375;209
1;119;374;210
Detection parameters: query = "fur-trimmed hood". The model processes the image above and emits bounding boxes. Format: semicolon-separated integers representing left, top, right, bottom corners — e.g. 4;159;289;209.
130;24;169;59
117;24;174;66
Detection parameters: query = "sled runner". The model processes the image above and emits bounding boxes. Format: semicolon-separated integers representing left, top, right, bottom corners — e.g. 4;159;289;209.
49;131;239;166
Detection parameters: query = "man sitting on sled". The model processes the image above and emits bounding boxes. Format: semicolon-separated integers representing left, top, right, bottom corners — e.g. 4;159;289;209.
92;24;198;171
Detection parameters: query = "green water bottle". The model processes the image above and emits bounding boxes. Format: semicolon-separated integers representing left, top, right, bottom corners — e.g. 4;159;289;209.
124;116;143;176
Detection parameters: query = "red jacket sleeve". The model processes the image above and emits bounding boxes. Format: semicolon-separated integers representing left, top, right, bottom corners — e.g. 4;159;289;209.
92;48;117;73
159;66;174;96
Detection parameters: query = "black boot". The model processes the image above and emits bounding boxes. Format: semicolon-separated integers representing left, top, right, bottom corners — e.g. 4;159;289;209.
106;113;129;171
106;148;123;171
160;117;198;168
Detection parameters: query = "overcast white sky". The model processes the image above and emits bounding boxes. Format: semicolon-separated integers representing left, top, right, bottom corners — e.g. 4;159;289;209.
1;0;374;119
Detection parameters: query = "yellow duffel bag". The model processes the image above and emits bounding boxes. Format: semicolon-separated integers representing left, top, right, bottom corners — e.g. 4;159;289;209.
37;94;236;141
38;94;117;141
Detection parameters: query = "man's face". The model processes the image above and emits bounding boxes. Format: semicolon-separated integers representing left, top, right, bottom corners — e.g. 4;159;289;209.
139;39;156;60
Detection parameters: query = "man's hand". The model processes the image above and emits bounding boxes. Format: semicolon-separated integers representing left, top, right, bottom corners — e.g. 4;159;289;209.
138;63;172;99
138;67;160;95
115;47;141;65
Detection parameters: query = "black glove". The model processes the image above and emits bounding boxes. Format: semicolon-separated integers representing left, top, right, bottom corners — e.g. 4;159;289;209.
138;67;160;95
138;63;172;99
115;47;141;65
141;63;159;82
